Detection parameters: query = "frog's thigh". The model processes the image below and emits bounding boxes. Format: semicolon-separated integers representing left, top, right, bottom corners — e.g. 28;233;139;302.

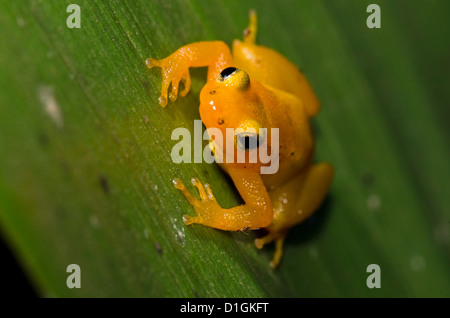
255;163;333;268
276;162;334;229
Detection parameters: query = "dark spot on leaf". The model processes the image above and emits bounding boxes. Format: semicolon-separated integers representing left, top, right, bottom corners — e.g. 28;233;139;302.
154;242;163;255
38;132;48;147
361;172;375;187
60;160;70;177
99;174;110;195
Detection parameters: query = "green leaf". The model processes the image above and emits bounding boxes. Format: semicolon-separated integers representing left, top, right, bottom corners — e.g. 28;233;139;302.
0;0;449;297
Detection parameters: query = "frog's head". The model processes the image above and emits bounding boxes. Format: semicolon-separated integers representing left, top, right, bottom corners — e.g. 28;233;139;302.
199;67;272;170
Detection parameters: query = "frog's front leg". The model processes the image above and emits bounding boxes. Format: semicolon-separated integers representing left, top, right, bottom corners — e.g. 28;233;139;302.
146;41;233;107
174;168;273;231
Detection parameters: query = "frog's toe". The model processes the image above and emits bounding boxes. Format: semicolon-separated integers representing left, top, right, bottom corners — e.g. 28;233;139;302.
145;57;159;69
158;95;168;107
254;231;287;269
169;91;178;102
203;183;216;201
179;72;191;97
254;231;277;249
191;177;209;201
270;236;286;269
174;177;225;229
183;214;204;226
173;178;200;206
169;77;182;102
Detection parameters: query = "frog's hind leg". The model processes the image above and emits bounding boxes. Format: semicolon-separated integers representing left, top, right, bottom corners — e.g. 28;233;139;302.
255;162;334;268
255;230;288;269
291;163;334;225
243;10;258;44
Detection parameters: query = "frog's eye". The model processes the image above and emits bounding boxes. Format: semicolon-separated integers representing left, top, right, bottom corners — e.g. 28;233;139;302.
219;67;238;80
217;67;250;90
235;120;266;151
236;132;260;150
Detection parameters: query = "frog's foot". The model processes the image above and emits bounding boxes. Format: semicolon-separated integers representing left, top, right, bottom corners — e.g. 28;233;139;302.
255;231;287;269
178;71;191;98
146;58;191;107
173;177;222;227
243;9;258;44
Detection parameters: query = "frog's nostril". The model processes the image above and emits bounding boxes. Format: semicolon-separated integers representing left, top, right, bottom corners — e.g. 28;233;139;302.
219;67;238;80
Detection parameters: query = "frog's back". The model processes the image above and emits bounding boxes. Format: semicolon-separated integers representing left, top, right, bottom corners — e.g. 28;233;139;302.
232;40;320;117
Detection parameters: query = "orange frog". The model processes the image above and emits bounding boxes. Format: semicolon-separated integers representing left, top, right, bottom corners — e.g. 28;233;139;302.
146;11;334;268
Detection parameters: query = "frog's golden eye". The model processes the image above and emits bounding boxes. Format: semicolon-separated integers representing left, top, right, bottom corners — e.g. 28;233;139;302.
235;119;266;151
236;132;260;150
217;67;250;90
219;67;238;80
